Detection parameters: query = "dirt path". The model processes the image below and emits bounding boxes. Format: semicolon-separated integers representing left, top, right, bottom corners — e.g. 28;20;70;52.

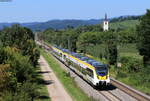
39;56;73;101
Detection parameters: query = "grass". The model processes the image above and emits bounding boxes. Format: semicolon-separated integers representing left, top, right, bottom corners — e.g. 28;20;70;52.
119;43;142;59
40;49;97;101
109;64;150;95
117;73;150;95
35;85;50;101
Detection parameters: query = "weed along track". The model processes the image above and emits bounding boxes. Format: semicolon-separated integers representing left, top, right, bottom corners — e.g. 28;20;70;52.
38;41;150;101
111;78;150;101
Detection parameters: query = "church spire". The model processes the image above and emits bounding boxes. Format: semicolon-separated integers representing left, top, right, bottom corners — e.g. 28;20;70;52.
103;13;109;31
105;13;107;21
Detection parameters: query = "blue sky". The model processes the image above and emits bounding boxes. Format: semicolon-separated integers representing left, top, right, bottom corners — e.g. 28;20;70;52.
0;0;149;22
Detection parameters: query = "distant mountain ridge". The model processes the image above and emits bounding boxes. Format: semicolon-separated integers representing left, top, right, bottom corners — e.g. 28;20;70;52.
0;15;141;31
0;19;102;31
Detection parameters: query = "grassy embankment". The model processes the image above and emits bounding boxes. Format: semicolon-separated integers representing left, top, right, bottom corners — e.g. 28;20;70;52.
87;44;150;95
40;49;96;101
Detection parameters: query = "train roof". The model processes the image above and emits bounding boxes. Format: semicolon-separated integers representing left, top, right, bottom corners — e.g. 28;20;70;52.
87;59;97;64
53;46;107;69
92;62;102;67
80;57;90;61
62;49;70;53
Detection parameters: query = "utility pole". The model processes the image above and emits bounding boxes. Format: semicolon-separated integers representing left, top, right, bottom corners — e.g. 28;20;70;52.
117;30;121;68
68;36;71;51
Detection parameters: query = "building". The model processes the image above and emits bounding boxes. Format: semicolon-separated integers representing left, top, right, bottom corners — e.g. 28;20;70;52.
103;14;109;31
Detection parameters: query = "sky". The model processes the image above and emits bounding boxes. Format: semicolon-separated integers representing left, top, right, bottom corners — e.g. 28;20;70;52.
0;0;149;23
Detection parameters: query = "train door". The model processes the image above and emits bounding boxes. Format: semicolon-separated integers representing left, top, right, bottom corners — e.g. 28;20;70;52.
86;68;94;83
62;54;66;62
60;53;62;60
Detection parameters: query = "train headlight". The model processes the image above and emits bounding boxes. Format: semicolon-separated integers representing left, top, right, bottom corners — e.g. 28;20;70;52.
97;76;99;79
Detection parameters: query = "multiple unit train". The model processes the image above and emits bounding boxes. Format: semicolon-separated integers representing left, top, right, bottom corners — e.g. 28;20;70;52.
51;45;110;87
37;40;110;87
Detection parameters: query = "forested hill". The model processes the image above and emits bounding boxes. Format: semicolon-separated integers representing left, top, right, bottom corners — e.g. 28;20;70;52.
0;15;141;31
26;19;102;31
0;19;101;31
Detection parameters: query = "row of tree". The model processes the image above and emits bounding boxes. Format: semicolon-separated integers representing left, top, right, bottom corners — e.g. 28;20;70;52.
0;25;40;101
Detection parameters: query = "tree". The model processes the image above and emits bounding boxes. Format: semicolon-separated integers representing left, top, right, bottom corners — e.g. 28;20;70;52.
77;32;99;53
0;24;40;66
136;9;150;66
103;31;118;65
0;25;40;100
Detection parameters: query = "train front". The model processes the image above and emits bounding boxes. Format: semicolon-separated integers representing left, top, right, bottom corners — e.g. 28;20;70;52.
92;62;110;86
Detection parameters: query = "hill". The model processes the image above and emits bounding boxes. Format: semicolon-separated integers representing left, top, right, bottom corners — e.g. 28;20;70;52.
0;15;141;31
0;19;101;31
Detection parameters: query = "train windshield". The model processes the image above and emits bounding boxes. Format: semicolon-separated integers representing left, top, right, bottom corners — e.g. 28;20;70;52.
92;62;108;76
87;59;96;65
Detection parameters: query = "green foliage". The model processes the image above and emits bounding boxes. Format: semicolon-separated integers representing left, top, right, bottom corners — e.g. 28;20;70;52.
0;24;34;47
0;47;36;92
110;15;141;23
118;28;137;43
103;31;118;65
0;24;40;66
136;9;150;66
0;25;42;101
1;82;40;101
120;56;143;72
77;32;100;53
110;20;140;30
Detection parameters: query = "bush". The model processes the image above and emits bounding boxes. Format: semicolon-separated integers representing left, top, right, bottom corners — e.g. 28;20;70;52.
120;56;143;72
1;82;40;101
116;71;127;78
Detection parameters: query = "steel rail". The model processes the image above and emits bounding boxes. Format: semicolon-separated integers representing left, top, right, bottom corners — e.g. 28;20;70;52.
111;78;150;101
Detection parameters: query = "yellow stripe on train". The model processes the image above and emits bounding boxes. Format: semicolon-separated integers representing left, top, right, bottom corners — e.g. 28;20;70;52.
98;76;107;80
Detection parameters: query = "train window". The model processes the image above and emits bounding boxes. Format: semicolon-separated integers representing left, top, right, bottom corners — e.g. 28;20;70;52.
86;68;93;78
64;55;66;58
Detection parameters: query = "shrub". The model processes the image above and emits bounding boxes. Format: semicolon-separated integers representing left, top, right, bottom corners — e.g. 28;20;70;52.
120;56;143;72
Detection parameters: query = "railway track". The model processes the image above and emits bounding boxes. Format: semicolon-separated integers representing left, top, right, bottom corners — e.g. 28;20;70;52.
99;90;122;101
38;41;150;101
111;78;150;101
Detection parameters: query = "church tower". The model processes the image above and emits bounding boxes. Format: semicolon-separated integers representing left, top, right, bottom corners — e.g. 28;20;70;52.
103;13;109;31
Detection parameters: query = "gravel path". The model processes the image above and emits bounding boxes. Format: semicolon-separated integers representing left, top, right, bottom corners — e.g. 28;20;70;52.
39;56;73;101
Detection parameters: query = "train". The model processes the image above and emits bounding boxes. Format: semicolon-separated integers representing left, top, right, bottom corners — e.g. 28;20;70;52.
50;45;110;87
36;40;110;87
